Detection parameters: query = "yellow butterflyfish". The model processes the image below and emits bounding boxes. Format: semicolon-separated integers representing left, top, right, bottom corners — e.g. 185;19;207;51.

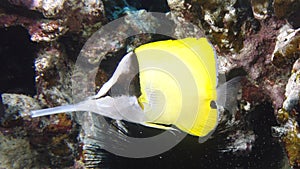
29;37;239;142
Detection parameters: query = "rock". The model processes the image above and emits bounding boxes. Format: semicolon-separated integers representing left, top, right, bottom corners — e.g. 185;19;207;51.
273;0;300;28
1;0;300;168
272;25;300;68
1;93;78;168
250;0;271;20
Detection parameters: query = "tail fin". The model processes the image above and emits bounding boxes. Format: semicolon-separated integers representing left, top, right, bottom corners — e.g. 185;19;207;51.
217;77;242;114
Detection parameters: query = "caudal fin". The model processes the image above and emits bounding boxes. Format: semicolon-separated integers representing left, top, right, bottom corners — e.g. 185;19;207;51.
217;77;242;114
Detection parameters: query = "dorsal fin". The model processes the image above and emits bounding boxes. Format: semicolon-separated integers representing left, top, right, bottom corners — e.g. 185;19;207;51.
92;51;140;99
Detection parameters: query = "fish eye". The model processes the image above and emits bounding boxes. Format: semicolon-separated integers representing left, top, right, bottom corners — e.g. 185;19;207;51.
210;100;217;109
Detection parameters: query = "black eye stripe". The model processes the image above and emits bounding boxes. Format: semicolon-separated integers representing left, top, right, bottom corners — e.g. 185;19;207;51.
210;100;217;109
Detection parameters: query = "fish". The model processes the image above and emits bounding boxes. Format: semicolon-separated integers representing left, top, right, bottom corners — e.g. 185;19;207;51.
29;37;240;143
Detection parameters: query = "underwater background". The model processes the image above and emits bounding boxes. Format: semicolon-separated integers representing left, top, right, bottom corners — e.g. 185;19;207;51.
0;0;299;168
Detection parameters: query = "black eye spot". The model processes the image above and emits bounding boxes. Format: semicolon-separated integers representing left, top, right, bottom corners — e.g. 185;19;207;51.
210;100;217;109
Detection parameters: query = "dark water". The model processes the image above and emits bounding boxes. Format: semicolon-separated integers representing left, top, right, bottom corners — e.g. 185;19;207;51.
0;26;37;96
101;103;285;169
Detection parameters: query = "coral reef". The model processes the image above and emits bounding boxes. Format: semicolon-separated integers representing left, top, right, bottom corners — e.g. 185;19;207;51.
273;59;300;168
0;0;106;42
273;0;300;28
0;94;79;168
0;0;300;168
0;133;38;168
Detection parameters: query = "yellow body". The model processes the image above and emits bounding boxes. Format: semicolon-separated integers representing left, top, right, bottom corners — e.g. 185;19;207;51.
135;38;218;137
